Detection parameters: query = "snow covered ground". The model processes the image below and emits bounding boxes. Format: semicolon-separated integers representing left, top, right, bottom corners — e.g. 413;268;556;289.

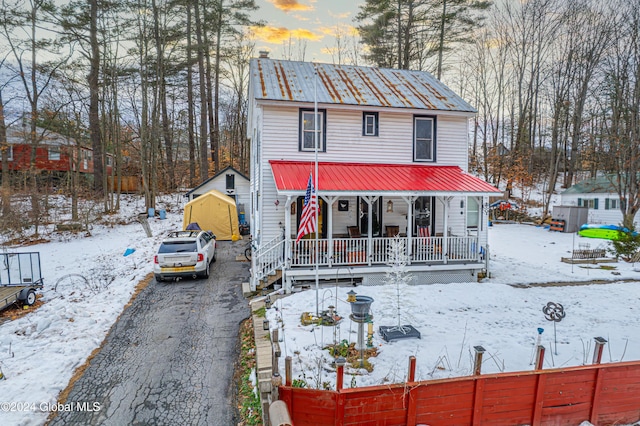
266;223;640;392
0;195;184;426
1;194;639;425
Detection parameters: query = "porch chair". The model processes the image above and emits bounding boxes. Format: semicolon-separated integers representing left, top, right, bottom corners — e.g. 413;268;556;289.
385;225;400;237
347;226;361;238
414;225;435;260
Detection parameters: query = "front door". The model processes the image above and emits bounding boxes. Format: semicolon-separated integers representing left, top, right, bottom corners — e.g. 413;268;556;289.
414;196;435;235
358;197;382;237
296;196;327;238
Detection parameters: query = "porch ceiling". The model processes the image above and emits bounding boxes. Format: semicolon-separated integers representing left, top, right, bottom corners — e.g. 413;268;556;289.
270;160;501;196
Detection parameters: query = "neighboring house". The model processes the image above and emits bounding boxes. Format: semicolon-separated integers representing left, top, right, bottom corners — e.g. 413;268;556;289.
1;124;113;176
560;175;640;227
185;166;250;213
247;57;501;291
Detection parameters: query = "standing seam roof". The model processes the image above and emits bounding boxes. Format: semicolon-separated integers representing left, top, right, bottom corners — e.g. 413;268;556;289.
251;58;476;112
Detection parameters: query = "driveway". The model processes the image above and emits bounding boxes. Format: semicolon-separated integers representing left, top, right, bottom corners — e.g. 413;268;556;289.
48;241;250;426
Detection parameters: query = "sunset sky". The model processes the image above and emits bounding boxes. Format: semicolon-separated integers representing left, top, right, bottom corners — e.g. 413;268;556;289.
250;0;361;63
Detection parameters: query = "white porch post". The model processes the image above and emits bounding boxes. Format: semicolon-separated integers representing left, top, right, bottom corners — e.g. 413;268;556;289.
363;196;377;266
325;196;338;266
440;197;452;264
284;196;293;293
403;196;416;262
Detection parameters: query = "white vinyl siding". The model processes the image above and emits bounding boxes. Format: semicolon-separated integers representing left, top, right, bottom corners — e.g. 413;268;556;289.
256;103;474;241
561;193;640;228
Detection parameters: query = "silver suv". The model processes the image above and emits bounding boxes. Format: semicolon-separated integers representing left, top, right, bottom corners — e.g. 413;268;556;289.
154;230;216;281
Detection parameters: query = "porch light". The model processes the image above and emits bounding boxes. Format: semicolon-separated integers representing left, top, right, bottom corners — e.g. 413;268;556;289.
263;319;270;330
386;200;394;213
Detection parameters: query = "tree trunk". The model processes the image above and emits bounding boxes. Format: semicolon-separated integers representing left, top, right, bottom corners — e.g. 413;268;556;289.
194;0;209;180
89;0;103;195
0;89;11;220
186;3;196;186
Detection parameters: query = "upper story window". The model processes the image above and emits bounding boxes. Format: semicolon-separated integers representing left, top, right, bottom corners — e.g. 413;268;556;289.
299;109;326;152
226;174;235;190
362;112;379;136
48;147;61;161
106;156;113;166
605;198;618;210
414;116;435;162
0;145;13;161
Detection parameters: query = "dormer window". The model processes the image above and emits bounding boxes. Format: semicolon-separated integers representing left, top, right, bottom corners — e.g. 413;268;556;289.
362;112;378;136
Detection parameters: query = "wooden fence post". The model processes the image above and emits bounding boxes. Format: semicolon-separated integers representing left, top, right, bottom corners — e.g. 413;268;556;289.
336;357;346;390
473;346;486;375
535;345;545;370
592;337;607;364
407;356;416;382
285;356;292;386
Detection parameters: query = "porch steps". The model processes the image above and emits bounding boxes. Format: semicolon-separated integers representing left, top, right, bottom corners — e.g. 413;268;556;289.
258;270;282;290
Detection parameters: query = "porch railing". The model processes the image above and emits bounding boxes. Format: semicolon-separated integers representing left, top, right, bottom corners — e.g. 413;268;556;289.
252;234;285;289
289;236;480;268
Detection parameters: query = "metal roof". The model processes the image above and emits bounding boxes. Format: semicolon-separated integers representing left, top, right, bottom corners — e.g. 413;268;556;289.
251;58;476;113
270;160;501;195
562;175;618;194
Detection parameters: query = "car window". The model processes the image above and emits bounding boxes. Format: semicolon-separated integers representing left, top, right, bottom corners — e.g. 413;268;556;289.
201;233;210;244
158;241;198;253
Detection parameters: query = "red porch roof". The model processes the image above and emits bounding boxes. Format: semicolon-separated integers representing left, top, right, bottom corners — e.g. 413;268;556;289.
270;160;501;194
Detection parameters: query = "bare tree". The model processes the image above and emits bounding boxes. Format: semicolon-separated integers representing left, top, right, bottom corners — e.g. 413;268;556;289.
599;0;640;229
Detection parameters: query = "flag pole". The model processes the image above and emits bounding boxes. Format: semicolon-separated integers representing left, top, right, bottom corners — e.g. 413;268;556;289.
314;63;320;316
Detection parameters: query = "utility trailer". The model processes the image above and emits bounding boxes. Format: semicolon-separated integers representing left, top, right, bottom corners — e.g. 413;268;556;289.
0;252;44;313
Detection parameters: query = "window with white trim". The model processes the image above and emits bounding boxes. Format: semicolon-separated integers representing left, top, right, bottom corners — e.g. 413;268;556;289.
0;145;13;161
299;109;326;152
578;198;598;209
363;112;378;136
605;198;618;210
467;197;479;228
48;147;61;161
414;116;435;161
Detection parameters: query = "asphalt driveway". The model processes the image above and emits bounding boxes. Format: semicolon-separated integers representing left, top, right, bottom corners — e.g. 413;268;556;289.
47;241;250;426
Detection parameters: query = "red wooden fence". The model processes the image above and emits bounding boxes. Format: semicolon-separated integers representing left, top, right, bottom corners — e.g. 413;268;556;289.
278;360;640;426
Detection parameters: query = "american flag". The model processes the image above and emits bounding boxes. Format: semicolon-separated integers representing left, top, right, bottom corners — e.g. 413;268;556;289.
296;173;317;243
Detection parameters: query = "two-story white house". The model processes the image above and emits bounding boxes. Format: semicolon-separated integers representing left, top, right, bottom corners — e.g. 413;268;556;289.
247;57;501;292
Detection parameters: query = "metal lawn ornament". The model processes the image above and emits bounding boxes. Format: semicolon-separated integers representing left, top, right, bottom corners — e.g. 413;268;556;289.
543;302;565;355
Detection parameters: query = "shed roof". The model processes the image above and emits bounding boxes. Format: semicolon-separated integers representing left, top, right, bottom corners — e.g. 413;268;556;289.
185;166;249;197
562;176;618;194
250;58;475;113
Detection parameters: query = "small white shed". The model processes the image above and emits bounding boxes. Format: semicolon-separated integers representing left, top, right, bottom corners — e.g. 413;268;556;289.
185;166;250;216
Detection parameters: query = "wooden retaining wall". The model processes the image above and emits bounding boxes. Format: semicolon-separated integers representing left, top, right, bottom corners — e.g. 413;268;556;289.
278;360;640;425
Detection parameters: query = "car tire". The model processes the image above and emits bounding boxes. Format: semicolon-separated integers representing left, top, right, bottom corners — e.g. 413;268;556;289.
201;261;210;279
211;253;216;263
155;274;164;282
24;289;36;306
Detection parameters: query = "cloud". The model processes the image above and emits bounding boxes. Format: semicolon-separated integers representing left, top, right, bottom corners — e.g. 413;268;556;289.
318;24;359;37
267;0;313;12
250;25;323;44
328;11;351;19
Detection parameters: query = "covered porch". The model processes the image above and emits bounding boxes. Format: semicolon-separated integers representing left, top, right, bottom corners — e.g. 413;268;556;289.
253;160;500;290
